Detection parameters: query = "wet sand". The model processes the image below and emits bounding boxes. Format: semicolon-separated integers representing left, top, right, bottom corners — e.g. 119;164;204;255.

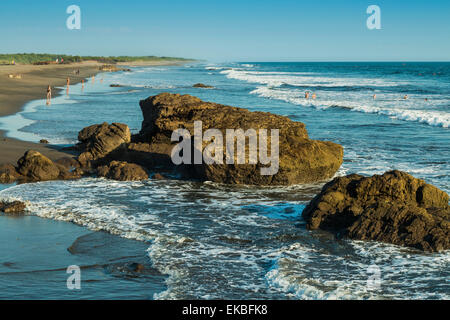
0;214;166;299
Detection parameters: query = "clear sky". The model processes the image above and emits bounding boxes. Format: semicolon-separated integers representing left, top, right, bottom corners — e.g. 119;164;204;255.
1;0;449;61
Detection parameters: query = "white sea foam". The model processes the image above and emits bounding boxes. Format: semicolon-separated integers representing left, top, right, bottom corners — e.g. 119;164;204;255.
221;69;409;88
266;241;450;300
351;105;450;128
205;66;227;70
250;86;450;128
1;178;447;300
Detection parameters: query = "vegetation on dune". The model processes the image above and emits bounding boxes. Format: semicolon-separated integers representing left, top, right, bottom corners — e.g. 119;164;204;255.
0;53;192;65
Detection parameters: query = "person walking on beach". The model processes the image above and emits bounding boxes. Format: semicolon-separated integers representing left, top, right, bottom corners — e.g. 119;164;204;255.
46;85;52;105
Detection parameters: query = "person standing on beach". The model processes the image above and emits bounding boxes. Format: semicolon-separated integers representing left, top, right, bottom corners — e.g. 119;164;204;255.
66;77;70;95
81;79;85;90
46;85;52;105
92;75;95;84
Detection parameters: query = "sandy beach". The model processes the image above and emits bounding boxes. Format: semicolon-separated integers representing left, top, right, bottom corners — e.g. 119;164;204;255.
0;61;103;164
0;60;191;165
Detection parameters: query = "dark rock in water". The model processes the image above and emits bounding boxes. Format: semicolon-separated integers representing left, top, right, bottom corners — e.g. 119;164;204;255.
39;139;49;144
302;170;450;252
110;84;122;87
152;173;165;180
97;161;148;181
0;164;21;183
16;150;60;181
0;200;26;215
193;83;214;88
77;122;131;166
134;93;343;185
128;262;145;273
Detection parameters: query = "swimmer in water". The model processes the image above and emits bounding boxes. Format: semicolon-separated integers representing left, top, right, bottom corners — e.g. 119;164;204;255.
305;91;310;99
373;94;376;100
312;93;316;100
403;95;408;100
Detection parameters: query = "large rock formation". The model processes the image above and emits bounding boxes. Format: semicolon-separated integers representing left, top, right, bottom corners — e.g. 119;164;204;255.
133;93;343;185
77;122;131;166
17;150;60;181
302;170;450;252
97;161;148;181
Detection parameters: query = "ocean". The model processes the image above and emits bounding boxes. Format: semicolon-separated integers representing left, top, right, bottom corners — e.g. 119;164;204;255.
0;62;449;299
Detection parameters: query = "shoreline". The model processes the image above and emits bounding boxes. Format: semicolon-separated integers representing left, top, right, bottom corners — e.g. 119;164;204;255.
0;60;190;165
0;61;102;164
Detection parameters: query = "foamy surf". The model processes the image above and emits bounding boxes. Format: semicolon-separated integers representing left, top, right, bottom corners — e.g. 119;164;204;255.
1;177;448;300
250;85;450;128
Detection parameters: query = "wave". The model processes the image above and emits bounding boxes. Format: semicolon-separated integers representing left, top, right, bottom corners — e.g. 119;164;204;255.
1;177;448;300
266;241;450;300
351;105;450;128
205;66;228;71
250;86;450;128
220;69;410;88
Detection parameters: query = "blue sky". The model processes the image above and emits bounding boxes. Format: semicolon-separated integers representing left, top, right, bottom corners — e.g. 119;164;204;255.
1;0;449;61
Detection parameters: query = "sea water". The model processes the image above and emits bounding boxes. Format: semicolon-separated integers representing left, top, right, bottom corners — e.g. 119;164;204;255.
0;62;448;299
